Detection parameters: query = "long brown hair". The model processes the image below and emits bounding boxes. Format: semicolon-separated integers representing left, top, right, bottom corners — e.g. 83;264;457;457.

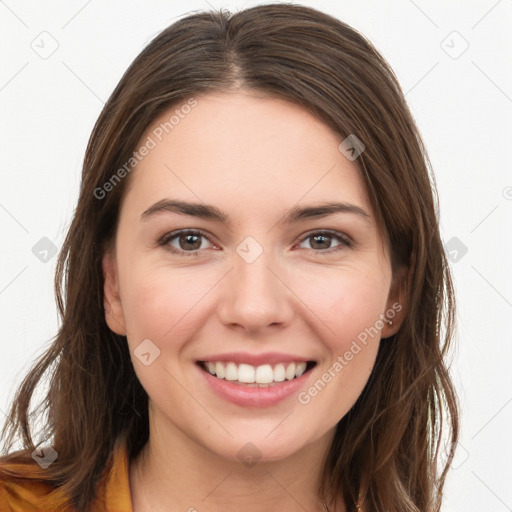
0;4;459;511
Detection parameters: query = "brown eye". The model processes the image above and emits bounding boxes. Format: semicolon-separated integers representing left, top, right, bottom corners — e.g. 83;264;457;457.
159;230;214;256
298;231;352;253
176;233;202;251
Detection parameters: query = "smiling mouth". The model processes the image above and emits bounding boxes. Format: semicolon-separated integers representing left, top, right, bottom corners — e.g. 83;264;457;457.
196;360;317;387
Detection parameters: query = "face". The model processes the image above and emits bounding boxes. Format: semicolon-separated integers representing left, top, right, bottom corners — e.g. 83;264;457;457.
103;91;404;463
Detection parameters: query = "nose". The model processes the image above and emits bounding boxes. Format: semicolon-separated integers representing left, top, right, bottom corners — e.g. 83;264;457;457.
216;245;295;334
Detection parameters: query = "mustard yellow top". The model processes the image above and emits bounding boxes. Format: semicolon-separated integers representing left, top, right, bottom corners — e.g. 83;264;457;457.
0;436;134;511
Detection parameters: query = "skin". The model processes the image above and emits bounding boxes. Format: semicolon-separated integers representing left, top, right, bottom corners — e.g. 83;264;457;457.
102;91;405;512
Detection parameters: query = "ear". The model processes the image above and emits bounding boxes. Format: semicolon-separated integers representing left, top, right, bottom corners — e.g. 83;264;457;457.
102;247;127;336
381;265;409;339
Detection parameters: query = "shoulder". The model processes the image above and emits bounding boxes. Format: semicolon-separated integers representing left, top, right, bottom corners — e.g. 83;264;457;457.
0;474;58;511
0;435;133;512
0;453;70;511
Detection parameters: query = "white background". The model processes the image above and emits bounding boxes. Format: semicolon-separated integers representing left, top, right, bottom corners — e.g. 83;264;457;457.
1;1;511;510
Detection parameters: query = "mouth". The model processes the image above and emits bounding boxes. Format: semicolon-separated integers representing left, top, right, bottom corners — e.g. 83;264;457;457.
196;360;318;387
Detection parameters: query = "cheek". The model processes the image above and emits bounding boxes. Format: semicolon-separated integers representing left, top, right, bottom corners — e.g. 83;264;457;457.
119;264;217;345
292;269;387;407
120;255;389;349
336;280;388;346
118;268;206;397
294;266;389;344
327;276;387;402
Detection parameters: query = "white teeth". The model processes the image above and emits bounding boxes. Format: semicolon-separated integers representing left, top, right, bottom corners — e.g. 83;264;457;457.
202;360;312;384
255;364;274;384
295;362;307;377
225;362;238;381
273;363;286;382
285;363;296;380
215;362;225;379
238;363;255;383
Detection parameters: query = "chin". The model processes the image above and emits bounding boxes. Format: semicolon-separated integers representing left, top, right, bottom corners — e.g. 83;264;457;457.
202;427;317;466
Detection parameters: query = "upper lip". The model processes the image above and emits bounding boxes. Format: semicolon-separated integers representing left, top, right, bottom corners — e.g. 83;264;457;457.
197;352;315;366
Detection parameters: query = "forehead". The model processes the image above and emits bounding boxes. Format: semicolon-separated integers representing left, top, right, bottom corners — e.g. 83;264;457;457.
123;91;372;220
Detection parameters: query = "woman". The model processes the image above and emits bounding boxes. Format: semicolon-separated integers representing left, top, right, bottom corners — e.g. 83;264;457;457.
0;4;459;511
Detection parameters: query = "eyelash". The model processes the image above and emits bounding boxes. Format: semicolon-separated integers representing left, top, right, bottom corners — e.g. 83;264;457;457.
157;229;353;257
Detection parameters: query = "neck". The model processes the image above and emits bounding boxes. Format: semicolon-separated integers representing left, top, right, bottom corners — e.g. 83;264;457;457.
129;407;346;512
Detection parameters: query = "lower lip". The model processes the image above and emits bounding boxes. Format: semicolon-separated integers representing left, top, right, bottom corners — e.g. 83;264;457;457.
196;363;314;408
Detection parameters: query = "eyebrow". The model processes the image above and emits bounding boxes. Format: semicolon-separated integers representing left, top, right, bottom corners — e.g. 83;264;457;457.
140;199;370;224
